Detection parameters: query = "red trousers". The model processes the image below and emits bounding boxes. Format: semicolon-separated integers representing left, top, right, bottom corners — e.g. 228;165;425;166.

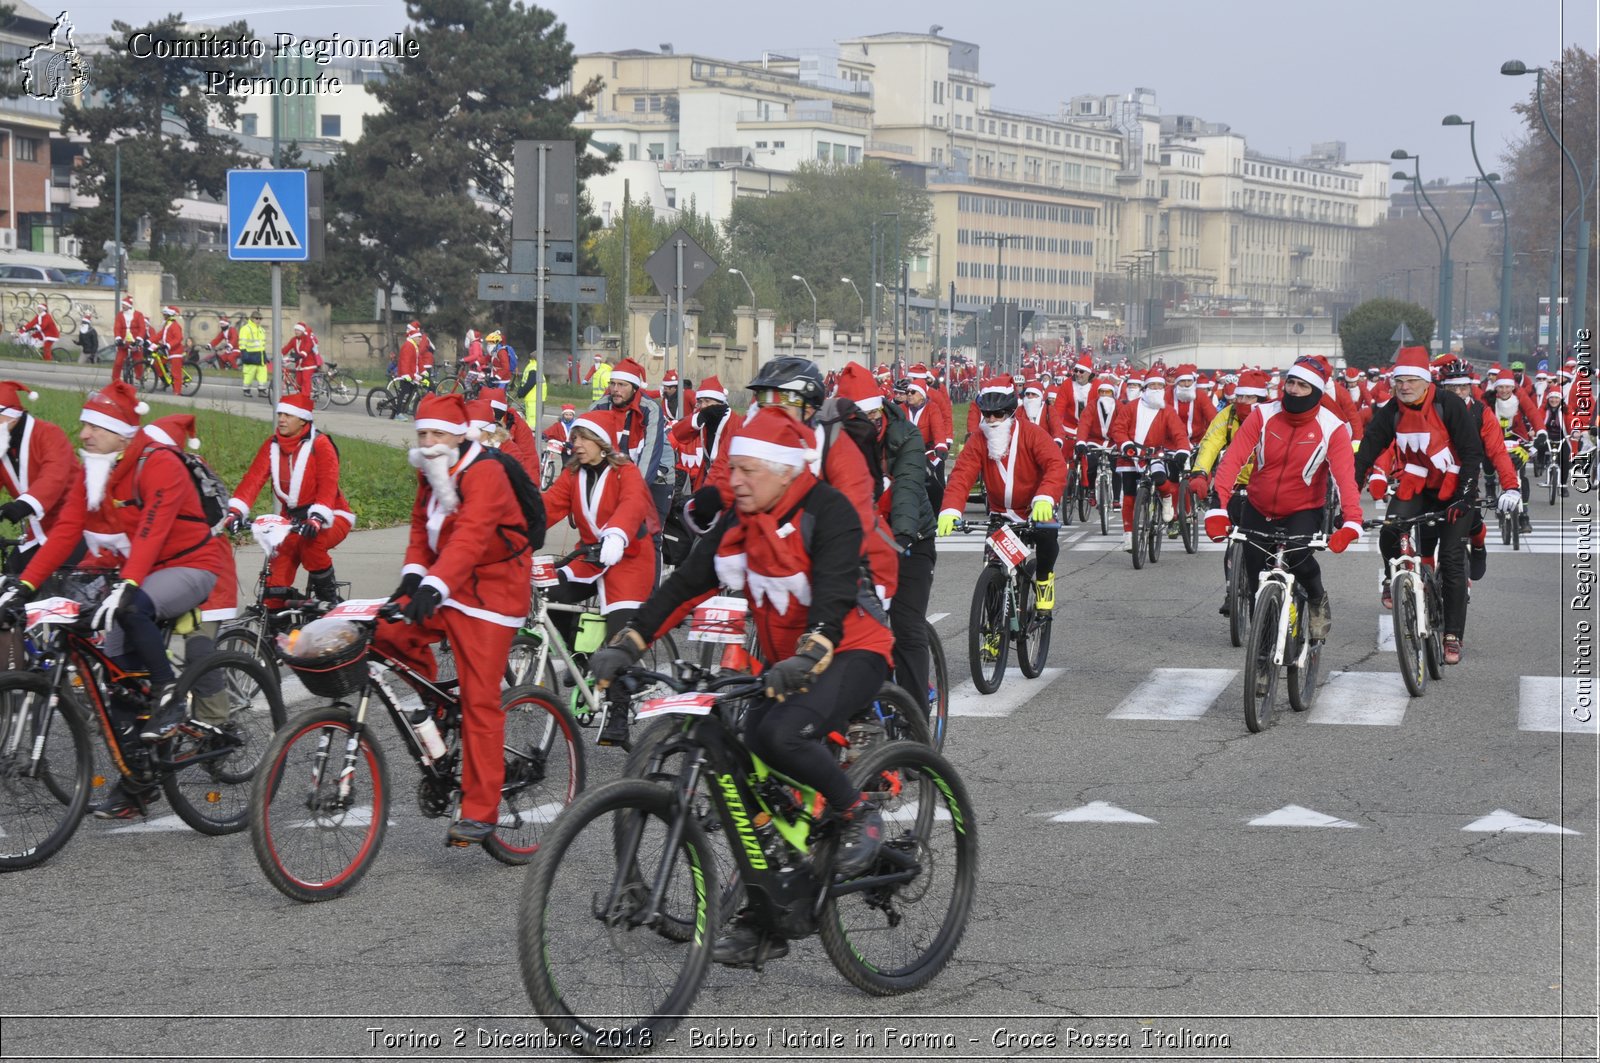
372;608;514;823
264;521;350;595
168;353;184;394
1121;481;1178;531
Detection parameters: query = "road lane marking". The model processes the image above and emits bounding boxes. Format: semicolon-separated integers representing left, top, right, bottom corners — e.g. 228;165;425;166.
1309;672;1413;726
1107;667;1236;720
1247;804;1360;828
948;668;1064;717
927;612;949;625
1046;801;1157;824
105;814;194;834
1518;677;1599;734
1378;615;1395;651
1462;809;1579;835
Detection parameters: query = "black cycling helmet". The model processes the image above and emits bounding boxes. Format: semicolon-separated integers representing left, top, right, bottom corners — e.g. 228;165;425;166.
747;356;825;408
1434;357;1472;385
975;386;1018;417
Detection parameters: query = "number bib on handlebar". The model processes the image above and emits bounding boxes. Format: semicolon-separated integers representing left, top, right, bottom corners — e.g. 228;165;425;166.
689;595;749;643
531;554;560;589
322;598;389;621
25;597;80;627
987;525;1029;572
636;692;718;719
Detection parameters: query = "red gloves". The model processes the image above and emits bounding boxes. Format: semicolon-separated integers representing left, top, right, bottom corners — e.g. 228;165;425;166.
1328;523;1362;554
1204;508;1232;542
1188;474;1209;498
1367;472;1388;501
1396;467;1428;500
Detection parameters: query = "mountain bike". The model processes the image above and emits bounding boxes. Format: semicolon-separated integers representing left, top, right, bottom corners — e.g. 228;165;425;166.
1361;506;1464;698
312;362;359;408
1232;527;1327;733
1125;444;1179;570
1495;438;1530;550
540;438;566;490
959;516;1055;694
0;590;284;870
1076;443;1116;535
215;515;345;689
1174;453;1201;554
926;621;949;751
250;600;586;901
130;341;202;397
1221;487;1251;647
517;668;976;1055
366;367;434;419
1059;455;1078;527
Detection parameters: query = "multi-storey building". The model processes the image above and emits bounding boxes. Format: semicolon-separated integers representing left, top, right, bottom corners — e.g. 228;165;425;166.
0;1;85;254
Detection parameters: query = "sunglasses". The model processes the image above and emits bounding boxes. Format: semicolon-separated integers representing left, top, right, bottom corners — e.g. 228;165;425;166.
981;410;1012;422
753;389;805;409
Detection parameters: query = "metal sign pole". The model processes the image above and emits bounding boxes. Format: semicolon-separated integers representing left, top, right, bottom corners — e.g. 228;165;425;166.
675;239;685;389
946;281;954;384
535;145;547;426
270;264;282;406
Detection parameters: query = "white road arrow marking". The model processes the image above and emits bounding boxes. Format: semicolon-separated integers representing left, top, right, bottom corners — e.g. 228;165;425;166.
1462;809;1578;835
1247;804;1360;828
1046;801;1157;824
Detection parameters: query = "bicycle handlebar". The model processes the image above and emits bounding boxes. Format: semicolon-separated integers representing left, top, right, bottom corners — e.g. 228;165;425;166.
1227;527;1328;549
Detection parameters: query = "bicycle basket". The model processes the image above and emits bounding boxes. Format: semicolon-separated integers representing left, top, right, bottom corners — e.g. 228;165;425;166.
277;617;372;698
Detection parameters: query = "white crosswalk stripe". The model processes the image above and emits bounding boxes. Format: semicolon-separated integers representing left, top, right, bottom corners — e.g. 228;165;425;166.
1309;672;1413;726
1108;668;1236;720
1517;677;1599;734
948;668;1064;717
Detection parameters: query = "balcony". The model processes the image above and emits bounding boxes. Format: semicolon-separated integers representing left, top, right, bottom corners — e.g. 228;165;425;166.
575;111;677;126
736;109;868;130
866;139;914;156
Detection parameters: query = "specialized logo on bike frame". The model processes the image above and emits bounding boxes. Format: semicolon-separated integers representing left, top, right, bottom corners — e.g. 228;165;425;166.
15;10;89;102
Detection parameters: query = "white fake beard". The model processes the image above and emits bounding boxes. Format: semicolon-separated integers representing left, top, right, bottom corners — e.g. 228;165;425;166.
1097;397;1115;425
1175;385;1196;403
1141;389;1166;410
1494;396;1518;421
81;449;117;510
979;416;1014;454
1022;395;1043;421
1346;383;1361;400
0;422;10;458
408;443;460;513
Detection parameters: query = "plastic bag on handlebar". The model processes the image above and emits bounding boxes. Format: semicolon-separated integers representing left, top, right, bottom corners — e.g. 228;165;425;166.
277;616;367;663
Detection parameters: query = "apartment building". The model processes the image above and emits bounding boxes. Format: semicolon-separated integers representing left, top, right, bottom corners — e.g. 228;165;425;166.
0;0;84;254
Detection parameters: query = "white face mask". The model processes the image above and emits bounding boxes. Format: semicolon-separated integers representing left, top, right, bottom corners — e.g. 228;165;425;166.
1022;395;1044;420
979;416;1014;454
1175;384;1196;403
1141;387;1166;410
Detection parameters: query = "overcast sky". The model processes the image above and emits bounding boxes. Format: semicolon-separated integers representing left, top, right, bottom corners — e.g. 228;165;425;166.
61;0;1597;182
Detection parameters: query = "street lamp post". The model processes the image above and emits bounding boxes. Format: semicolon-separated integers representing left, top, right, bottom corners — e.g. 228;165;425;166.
1503;60;1591;354
1443;115;1514;359
1392;152;1476;352
727;267;756;308
790;274;817;338
840;277;865;331
973;232;1025;370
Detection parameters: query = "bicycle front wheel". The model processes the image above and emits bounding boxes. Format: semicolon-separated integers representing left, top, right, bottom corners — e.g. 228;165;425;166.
1131;483;1150;570
181;364;202;396
162;651;286;835
1146;489;1163;564
518;778;716;1055
1014;560;1051;678
0;673;91;871
1422;568;1445;682
926;623;949;752
1095;473;1110;535
1392;575;1427;697
365;386;395;419
1226;541;1250;648
819;740;978;995
967;564;1010;694
310;375;332;410
216;623;283;691
1179;480;1199;554
1286;591;1322;713
482;685;587;865
1243;582;1283;733
250;705;389;902
327;371;359;406
1060;465;1077;527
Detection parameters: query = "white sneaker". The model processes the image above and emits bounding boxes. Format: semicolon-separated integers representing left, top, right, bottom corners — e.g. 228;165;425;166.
1160;496;1175;523
1121;531;1134;552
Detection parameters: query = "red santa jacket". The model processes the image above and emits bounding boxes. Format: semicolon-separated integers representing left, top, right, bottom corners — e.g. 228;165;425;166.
1489;389;1545;441
1108;400;1190;471
1;414;86;588
1468;398;1521;489
114;309;148;346
542;419;575;444
1213;402;1362;524
399;443;533;628
904;399;950;458
924;385;955;454
671;407;740;491
1054;377;1099;443
282;332;320;370
940;416;1067;521
396;336;425;378
1174;391;1220;445
1077;391;1120;448
153;318;184;357
1020;394;1066;447
19;311;58;345
229;426;350;527
90;438;232;587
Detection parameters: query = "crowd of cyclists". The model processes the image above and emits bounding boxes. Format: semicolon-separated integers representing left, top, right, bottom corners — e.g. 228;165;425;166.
0;314;1591;964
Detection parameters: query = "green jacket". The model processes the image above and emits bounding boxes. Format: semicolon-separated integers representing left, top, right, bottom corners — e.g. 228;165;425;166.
878;401;936;542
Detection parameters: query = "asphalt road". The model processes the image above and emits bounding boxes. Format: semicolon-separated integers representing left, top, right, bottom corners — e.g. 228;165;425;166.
2;446;1596;1060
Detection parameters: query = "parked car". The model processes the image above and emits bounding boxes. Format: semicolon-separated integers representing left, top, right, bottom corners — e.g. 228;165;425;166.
0;264;68;283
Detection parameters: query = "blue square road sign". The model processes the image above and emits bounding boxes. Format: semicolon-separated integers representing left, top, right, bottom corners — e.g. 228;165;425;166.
228;170;309;262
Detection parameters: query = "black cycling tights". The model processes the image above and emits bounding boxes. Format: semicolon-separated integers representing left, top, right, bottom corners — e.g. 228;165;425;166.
740;650;888;813
1238;501;1326;602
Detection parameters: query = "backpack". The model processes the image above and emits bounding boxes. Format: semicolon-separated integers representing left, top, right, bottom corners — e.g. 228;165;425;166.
470;447;547;554
134;445;232;537
502;345;518;380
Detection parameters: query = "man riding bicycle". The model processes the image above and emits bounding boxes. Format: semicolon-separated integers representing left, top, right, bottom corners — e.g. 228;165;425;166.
590;409;894;965
937;375;1067;610
1205;357;1364;641
1354;346;1488;664
1189;368;1268;614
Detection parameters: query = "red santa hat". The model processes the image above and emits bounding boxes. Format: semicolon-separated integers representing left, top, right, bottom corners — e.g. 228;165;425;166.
979;374;1016;398
81;382;148;437
406;320;421;336
142;414;201;452
729;406;818;469
1492;368;1516;389
1342;366;1362;382
217;313;230;324
414;393;470;435
697;375;727;404
0;381;40;419
276;391;315;421
570;409;619;449
1535;367;1552;381
120;294;134;308
1174;363;1198;384
465;398;496;439
834;362;883;412
1095;373;1117;393
479;386;508;412
611;358;646;389
1143;369;1166;387
1391;346;1433;382
559;403;576;414
1233;369;1269;398
898;378;928;398
293;321;308;335
1561;359;1578;380
662;369;680;386
1072;352;1095;374
908;362;930;380
162;305;179;318
1021;378;1045;397
35;302;47;313
1285;355;1331;394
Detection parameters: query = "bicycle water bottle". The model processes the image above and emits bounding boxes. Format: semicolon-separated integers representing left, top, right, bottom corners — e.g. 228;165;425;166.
410;709;447;762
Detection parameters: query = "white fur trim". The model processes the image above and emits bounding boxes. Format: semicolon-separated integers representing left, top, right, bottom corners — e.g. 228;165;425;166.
18;494;43;520
1341;521;1364;537
1205;508;1227;521
1391;363;1432;381
144;426;174;447
307;503;334;524
228;497;249;516
1232;385;1267;398
853;394;884;412
729;436;809;468
401;563;428;578
414;417;468;434
200;606;239;621
980;384;1013;397
939;507;962;519
80;409;139;437
441;599;522;627
570;416;611;447
610;368;645;388
276;401;314;419
1030;494;1053;507
698;387;727;403
1286;363;1327;391
420;574;451;600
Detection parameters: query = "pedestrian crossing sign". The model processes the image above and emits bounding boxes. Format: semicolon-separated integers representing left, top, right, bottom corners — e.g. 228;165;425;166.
227;169;308;262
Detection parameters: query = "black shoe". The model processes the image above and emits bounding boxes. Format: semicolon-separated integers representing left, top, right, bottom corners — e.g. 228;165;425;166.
598;711;631;749
711;920;788;967
137;685;182;741
1218;598;1231;617
833;803;884;877
92;781;159;820
1469;545;1487;581
1307;595;1332;642
307;567;341;605
1519;516;1533;534
446;818;494;846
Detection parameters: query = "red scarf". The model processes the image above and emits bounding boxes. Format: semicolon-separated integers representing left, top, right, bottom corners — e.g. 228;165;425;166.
1392;387;1459;499
713;469;820;660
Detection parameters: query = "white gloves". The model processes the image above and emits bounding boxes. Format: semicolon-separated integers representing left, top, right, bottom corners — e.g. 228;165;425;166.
1497;489;1522;514
598;531;626;566
92;579;136;632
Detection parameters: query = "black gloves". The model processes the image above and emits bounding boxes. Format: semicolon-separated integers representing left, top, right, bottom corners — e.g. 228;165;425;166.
763;632;834;702
0;499;34;524
589;627;648;688
389;571;423;604
684;485;724;533
401;584;441;624
300;516;324;540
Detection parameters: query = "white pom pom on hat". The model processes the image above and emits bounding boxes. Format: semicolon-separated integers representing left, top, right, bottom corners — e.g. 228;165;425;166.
135;401;150;415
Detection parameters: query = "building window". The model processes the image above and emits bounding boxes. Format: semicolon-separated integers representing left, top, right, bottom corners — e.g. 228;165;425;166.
320;114;341;138
634;97;646;113
848;146;861;164
648;96;662;112
755;140;768;149
664;189;676;208
15;137;37;162
772;140;785;148
818;141;830;161
647;142;664;160
628;143;638;160
240;114;258;136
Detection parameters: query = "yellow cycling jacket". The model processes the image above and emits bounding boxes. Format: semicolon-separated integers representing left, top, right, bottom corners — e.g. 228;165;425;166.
1192;404;1256;486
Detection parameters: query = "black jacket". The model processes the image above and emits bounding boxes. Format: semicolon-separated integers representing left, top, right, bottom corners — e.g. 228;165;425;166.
1355;387;1484;499
876;401;936;542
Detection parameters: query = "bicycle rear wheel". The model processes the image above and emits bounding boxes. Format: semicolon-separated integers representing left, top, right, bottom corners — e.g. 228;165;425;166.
966;564;1010;694
310;375;332;410
482;685;586;865
181;365;202;396
1226;541;1250;648
1014;560;1051;678
518;778;715;1055
1060;464;1077;527
162;651;286;835
1242;582;1283;733
1392;575;1427;697
926;623;949;752
819;741;978;995
1179;480;1199;554
216;623;283;693
1077;480;1090;524
1511;510;1521;551
327;371;359;406
0;673;91;871
1286;590;1322;712
250;705;389;902
1095;472;1110;535
365;387;395;418
1131;483;1150;570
